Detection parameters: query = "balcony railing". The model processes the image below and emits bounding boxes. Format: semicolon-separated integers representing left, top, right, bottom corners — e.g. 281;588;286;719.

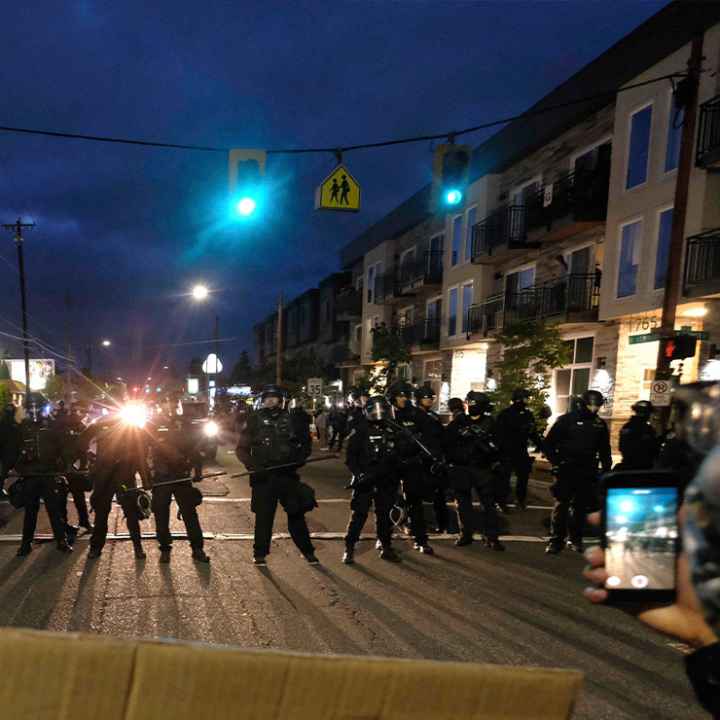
335;288;362;317
524;165;610;233
397;251;443;290
471;205;528;260
684;229;720;296
397;317;441;347
697;95;720;167
504;273;600;324
467;294;505;335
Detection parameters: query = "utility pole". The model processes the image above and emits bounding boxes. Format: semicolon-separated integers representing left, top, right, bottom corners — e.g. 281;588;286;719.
654;33;704;426
2;218;35;409
276;293;284;386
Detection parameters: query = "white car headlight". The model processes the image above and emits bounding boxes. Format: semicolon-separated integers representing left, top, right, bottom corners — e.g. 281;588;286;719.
203;420;219;438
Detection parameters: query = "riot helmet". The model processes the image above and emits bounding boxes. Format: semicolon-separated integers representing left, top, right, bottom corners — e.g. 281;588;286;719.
671;382;720;456
259;384;287;410
365;396;393;422
579;390;604;415
511;388;529;405
466;391;491;417
631;400;654;420
387;381;413;409
414;385;436;410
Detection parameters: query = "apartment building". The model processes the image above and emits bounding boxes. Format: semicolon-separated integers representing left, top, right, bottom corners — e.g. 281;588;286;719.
596;21;720;437
253;272;359;374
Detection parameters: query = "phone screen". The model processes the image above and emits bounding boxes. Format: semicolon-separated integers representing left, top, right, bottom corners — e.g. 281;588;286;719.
604;486;678;591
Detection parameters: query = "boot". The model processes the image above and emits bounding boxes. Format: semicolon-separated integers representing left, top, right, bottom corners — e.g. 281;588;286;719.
568;540;584;553
16;543;32;557
342;547;355;565
88;547;102;559
133;543;146;560
486;537;506;552
81;522;94;533
455;533;473;547
192;549;211;563
303;552;320;565
253;555;267;565
379;546;401;563
413;542;435;555
159;549;172;564
66;525;78;546
545;542;563;555
57;540;73;553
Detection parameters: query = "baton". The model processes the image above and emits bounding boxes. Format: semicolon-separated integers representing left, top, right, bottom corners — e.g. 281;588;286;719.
122;471;228;493
229;454;338;479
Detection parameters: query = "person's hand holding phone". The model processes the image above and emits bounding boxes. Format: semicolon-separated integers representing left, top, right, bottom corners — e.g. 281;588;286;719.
583;510;717;650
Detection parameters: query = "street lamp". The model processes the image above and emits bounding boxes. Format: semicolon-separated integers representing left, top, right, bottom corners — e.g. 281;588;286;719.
190;283;220;410
101;339;112;348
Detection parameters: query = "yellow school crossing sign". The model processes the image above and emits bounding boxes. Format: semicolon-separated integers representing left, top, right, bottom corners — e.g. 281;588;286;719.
315;164;361;212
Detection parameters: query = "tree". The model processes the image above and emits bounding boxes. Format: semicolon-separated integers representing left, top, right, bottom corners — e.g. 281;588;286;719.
0;361;9;381
488;319;572;426
0;382;12;408
370;322;411;389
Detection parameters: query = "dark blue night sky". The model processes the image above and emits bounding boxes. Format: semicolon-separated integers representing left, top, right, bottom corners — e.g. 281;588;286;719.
0;0;667;380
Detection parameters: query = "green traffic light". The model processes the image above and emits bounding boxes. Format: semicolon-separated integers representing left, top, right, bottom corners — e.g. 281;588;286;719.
445;189;462;205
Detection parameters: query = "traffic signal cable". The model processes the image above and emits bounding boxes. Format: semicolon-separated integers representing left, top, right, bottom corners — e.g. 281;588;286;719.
0;72;688;157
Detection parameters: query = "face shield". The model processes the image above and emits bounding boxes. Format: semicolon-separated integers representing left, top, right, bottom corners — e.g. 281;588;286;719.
262;394;283;410
366;399;392;422
419;396;435;409
394;395;408;409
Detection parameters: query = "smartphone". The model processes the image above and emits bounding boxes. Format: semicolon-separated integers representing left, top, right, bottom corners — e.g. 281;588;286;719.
601;470;679;603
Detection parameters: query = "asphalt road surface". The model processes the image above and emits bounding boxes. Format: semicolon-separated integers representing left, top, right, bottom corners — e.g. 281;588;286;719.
0;442;704;719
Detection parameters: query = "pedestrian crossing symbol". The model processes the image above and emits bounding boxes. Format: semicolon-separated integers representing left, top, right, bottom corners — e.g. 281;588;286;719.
315;164;361;212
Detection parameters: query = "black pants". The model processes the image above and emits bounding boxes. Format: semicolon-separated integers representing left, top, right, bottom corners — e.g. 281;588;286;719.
251;471;314;557
152;481;204;551
58;477;91;530
21;476;67;546
90;475;143;552
549;465;599;545
328;427;346;451
345;484;396;548
502;453;532;505
400;465;429;545
451;466;499;540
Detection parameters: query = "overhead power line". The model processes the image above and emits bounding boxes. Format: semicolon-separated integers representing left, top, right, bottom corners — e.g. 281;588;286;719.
0;72;686;157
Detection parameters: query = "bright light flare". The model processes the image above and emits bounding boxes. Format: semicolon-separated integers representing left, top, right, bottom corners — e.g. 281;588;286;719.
236;197;257;216
192;284;209;301
203;420;219;438
101;339;112;348
119;403;148;428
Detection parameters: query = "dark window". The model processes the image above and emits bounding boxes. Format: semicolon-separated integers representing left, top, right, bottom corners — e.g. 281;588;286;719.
654;208;673;289
626;106;652;189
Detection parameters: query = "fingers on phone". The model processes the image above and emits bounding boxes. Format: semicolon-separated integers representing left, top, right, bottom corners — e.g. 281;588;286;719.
583;587;608;603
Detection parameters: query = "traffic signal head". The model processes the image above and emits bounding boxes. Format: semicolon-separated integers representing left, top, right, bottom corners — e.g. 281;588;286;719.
662;334;698;361
432;144;471;212
228;149;266;219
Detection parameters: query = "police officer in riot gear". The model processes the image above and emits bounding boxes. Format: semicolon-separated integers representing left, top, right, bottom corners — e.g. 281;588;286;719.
347;387;370;432
444;397;504;551
387;381;433;554
51;405;93;534
466;391;508;512
0;403;22;498
495;388;542;510
149;415;209;563
14;413;72;556
236;384;318;566
618;400;658;470
344;395;402;563
544;389;611;554
414;385;448;533
86;416;150;560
